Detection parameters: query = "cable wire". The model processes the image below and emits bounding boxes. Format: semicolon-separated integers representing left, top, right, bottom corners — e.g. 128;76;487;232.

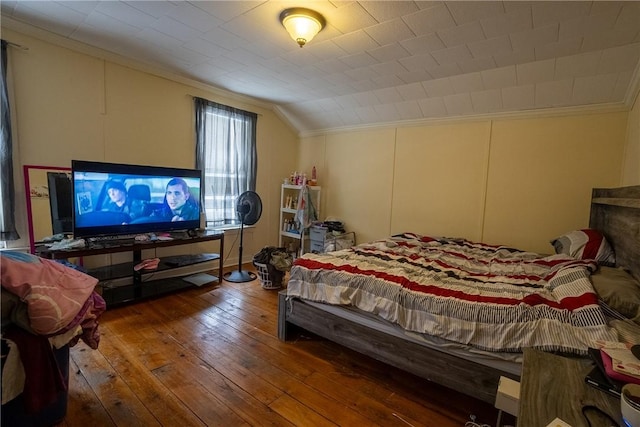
225;229;240;263
582;405;620;427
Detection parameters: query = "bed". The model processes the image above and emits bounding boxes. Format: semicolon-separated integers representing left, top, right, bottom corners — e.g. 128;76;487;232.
278;185;640;404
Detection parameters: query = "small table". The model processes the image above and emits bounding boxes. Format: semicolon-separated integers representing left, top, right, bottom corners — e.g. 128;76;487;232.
519;348;622;427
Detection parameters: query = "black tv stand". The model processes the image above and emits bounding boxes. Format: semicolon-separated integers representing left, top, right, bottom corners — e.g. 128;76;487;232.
38;230;224;307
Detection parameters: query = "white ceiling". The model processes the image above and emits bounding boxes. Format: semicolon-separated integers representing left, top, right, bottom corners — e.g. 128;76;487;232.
2;1;640;135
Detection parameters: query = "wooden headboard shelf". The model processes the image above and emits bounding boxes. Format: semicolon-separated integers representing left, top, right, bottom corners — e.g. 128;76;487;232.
590;185;640;282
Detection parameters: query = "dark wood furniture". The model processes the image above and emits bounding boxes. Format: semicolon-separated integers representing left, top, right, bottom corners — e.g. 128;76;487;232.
278;185;640;405
518;348;622;427
38;230;224;306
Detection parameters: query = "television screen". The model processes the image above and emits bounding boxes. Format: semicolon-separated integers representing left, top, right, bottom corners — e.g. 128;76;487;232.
72;160;202;239
47;171;73;235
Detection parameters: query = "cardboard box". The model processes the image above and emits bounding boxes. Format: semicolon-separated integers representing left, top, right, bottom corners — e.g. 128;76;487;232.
495;376;520;417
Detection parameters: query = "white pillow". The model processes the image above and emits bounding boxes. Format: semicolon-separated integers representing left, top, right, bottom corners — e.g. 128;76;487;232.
550;228;615;265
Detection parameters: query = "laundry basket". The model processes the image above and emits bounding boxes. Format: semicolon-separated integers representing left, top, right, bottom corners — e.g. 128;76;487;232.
254;262;283;290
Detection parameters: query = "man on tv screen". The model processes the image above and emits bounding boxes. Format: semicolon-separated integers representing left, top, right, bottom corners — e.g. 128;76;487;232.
152;178;199;222
103;181;129;214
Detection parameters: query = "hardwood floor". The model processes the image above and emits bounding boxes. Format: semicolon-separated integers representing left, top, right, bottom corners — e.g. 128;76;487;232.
58;266;511;426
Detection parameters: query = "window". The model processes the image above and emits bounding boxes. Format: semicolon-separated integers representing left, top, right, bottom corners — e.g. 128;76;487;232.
194;98;257;228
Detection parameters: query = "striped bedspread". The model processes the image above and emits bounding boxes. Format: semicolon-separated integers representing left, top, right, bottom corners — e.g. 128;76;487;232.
287;233;617;354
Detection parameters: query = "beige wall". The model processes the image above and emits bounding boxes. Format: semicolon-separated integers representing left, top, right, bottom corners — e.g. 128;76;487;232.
623;93;640;185
324;129;396;244
5;28;299;266
301;111;628;254
394;122;491;242
484;114;626;252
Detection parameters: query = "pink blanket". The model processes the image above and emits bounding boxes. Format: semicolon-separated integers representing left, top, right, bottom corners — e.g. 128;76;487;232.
1;251;99;336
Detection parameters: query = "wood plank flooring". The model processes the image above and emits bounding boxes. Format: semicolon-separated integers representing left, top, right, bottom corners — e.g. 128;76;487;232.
57;266;511;426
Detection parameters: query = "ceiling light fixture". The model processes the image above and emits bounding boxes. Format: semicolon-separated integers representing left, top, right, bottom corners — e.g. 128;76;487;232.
279;7;326;48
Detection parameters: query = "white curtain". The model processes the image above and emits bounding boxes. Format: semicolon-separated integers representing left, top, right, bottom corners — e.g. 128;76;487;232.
194;97;257;227
0;40;19;241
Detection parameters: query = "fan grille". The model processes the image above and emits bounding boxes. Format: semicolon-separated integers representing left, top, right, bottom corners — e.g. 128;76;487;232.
237;191;262;226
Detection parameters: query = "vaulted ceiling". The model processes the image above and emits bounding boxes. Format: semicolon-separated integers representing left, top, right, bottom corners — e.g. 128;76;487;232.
2;1;640;134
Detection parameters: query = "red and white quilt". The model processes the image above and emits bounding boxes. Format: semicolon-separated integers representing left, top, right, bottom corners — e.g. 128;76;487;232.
287;233;617;354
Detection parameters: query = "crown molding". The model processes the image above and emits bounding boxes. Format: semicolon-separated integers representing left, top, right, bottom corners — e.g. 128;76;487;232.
298;102;630;138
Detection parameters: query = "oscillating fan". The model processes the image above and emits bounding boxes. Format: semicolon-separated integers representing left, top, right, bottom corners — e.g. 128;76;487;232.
223;191;263;283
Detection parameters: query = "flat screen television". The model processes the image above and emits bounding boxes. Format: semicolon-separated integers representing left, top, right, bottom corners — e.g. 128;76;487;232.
47;171;73;235
72;160;202;239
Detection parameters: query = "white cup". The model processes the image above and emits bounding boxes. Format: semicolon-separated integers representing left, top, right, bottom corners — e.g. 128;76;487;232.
621;384;640;427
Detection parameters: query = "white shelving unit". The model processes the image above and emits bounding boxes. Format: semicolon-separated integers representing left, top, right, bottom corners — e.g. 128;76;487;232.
279;184;321;256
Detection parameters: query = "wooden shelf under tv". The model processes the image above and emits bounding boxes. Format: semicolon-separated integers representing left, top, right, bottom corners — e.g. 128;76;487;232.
38;230;224;307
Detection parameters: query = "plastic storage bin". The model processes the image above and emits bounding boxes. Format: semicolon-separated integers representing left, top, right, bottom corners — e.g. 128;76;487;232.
309;225;355;253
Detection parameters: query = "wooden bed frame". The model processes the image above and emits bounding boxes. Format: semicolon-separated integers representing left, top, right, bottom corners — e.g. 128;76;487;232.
278;185;640;404
589;185;640;281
